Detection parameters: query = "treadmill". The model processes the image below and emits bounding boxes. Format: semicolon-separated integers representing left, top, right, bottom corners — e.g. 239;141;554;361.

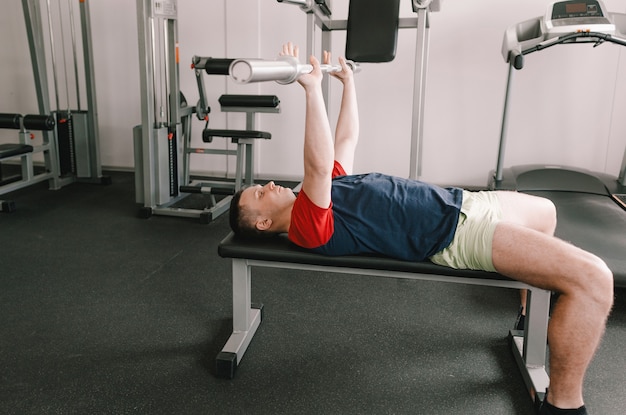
489;0;626;288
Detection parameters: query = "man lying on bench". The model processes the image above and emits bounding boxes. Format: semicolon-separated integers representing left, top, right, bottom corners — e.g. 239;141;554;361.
228;42;613;415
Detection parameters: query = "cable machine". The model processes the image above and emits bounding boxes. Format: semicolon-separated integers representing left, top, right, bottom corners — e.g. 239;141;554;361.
0;0;109;212
135;0;282;223
134;0;188;219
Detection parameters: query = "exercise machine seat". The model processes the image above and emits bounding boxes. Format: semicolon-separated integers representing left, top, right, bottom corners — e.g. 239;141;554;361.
0;144;34;160
202;129;271;143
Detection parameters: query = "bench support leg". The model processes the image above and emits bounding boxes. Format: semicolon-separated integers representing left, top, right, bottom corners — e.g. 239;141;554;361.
216;259;263;379
510;287;551;412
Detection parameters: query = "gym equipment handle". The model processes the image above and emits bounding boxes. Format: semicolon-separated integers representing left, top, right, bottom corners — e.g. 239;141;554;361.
218;95;280;108
229;55;360;84
23;114;55;131
277;0;308;6
0;113;22;130
191;56;235;75
0;113;55;131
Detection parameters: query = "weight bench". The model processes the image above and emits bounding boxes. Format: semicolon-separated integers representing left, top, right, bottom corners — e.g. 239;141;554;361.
200;94;278;192
0;144;35;212
216;232;552;410
0;113;56;212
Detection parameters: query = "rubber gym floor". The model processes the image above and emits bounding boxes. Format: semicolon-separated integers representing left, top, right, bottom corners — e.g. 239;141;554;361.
1;170;625;415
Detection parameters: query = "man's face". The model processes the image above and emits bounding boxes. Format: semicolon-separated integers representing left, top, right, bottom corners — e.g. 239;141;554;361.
239;181;296;224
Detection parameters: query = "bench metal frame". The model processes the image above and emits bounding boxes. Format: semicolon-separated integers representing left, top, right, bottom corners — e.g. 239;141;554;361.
216;253;551;410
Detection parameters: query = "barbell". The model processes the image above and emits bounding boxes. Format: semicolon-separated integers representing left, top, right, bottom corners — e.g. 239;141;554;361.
229;55;360;84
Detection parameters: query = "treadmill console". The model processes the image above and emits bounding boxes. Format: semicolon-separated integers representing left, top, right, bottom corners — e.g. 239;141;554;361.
543;0;615;36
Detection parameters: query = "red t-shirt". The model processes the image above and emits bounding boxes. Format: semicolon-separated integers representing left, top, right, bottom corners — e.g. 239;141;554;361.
288;161;346;249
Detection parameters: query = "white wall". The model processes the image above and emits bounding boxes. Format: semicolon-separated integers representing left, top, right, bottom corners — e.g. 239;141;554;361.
1;0;625;187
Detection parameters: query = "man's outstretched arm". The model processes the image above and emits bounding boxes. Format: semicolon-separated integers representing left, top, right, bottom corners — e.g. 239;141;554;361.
325;51;359;175
280;43;334;209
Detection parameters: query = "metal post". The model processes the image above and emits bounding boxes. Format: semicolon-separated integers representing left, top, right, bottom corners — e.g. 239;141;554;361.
22;0;60;190
321;26;332;115
137;0;158;207
495;63;515;183
69;0;81;110
409;7;429;180
232;259;252;334
78;0;104;181
619;149;626;186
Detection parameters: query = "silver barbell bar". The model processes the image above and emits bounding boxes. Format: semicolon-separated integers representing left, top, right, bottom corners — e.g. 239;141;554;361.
229;55;360;85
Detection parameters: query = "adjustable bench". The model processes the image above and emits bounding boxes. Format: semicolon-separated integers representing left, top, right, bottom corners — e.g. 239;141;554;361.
216;232;553;409
200;94;279;192
174;94;278;222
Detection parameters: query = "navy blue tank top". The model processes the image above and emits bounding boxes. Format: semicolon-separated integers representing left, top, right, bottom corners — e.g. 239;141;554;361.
310;173;463;261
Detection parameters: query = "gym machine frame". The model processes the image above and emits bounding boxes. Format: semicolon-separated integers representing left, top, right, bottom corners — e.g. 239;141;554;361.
276;0;441;180
135;0;190;220
0;0;109;213
135;0;278;223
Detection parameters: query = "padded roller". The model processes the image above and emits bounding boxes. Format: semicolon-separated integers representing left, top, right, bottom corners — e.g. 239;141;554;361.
204;58;235;75
23;114;55;131
218;95;280;108
346;0;401;62
0;113;22;130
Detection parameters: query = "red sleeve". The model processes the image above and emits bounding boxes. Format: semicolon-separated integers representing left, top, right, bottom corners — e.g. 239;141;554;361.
332;160;346;178
288;190;333;248
288;160;345;248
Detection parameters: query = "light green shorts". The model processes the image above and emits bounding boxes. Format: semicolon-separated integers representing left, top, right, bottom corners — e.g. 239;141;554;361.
429;190;502;272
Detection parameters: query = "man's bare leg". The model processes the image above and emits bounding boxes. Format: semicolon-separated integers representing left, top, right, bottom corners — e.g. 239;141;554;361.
491;218;613;409
496;191;557;330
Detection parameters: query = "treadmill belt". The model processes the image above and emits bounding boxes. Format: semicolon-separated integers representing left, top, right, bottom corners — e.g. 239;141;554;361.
527;191;626;288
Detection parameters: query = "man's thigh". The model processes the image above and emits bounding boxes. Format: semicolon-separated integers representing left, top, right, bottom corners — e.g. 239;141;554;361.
495;191;556;234
492;221;605;292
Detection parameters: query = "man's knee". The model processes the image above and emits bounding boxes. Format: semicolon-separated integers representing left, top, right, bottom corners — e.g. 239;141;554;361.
539;197;557;235
574;255;614;313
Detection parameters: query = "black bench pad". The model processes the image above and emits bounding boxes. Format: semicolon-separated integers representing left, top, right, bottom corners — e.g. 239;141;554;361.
0;144;33;159
202;129;271;142
218;232;511;282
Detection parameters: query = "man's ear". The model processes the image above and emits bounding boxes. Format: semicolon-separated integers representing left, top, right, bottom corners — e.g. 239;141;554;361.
255;218;272;231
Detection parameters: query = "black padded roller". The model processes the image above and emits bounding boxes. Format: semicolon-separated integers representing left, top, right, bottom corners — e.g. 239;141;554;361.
23;114;55;131
218;95;280;108
0;113;22;130
204;58;235;75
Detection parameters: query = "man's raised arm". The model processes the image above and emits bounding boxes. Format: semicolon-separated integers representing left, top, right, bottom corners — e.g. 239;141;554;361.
325;51;359;176
281;43;334;209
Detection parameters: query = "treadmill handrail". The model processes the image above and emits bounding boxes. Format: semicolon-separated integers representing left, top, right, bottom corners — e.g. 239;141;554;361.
515;31;626;68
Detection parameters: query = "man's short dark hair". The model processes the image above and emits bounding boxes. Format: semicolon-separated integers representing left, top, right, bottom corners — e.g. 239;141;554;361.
229;188;274;239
